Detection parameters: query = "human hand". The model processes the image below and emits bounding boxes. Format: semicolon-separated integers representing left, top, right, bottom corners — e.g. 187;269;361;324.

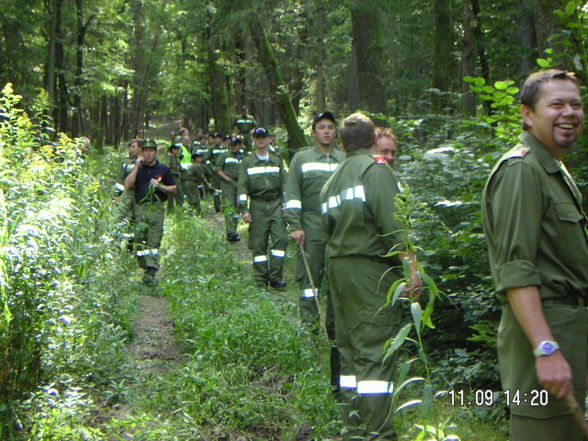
290;229;305;246
536;351;573;399
135;156;145;166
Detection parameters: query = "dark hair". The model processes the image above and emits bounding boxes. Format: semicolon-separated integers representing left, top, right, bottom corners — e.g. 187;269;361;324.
339;113;375;152
520;70;579;129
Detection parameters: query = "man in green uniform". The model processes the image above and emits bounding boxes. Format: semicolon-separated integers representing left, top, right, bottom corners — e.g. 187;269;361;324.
217;137;245;241
320;113;420;440
238;127;288;289
207;132;226;212
114;139;142;251
124;140;177;284
166;143;184;211
376;128;398;167
184;152;208;213
234;106;257;151
482;70;587;441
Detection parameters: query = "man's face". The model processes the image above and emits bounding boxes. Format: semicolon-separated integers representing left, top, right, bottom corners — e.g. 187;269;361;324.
212;136;222;146
181;134;191;146
312;119;336;147
142;148;157;163
377;137;398;166
522;79;584;153
231;143;241;152
128;141;140;159
253;136;269;149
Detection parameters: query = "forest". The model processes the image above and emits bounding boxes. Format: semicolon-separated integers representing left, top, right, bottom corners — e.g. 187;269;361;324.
1;0;587;440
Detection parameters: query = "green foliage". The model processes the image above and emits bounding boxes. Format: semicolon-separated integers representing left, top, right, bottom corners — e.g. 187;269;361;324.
0;84;136;439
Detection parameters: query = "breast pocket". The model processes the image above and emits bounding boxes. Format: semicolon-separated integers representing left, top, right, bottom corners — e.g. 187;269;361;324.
554;202;587;264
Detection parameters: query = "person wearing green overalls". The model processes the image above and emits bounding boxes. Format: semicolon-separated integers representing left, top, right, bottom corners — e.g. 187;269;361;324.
320;113;420;440
166;143;184;212
184;151;209;214
114;139;142;249
124;140;177;285
233;106;257;152
217;137;245;242
207;132;225;213
284;111;345;392
482;70;588;441
238;127;288;289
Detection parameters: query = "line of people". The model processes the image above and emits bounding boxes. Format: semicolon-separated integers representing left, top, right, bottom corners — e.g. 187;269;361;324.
114;110;420;441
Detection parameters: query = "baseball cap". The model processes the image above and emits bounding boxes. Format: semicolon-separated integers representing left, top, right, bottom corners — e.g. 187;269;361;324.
252;127;270;138
312;111;336;129
142;139;158;149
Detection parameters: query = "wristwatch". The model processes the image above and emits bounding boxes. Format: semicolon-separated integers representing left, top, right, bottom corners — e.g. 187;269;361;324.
533;340;560;357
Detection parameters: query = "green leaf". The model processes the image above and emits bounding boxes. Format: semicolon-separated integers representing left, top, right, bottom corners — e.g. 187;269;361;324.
395;399;422;413
411;302;422;333
395;376;425;395
463;76;475;83
474;77;486;87
482;85;494;93
387;279;406;307
383;323;411;362
507;86;519;95
565;1;576;16
536;58;550;68
494;81;508;90
422;383;434;420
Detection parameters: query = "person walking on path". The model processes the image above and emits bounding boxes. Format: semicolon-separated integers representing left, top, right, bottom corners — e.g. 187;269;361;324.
482;69;588;441
238;127;288;289
320;113;420;440
217;137;245;241
124;139;177;285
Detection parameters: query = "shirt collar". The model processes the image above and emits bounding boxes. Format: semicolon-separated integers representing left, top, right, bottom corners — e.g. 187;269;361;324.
313;145;341;161
519;131;561;175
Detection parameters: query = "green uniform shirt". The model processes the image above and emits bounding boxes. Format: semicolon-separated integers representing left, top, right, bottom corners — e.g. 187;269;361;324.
284;145;345;231
167;154;182;177
234;115;257;134
116;158;136;194
183;163;206;184
320;148;403;260
237;152;286;210
482;131;588;300
216;150;244;181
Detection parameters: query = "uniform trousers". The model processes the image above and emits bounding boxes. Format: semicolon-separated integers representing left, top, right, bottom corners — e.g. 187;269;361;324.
247;198;287;284
134;202;165;270
498;300;588;441
221;181;239;235
328;256;402;441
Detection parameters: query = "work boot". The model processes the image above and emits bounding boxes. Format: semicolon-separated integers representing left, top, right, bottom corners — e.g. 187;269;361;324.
269;279;288;290
226;232;240;242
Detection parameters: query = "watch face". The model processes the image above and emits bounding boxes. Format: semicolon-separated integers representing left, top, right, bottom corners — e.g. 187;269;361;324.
542;342;555;354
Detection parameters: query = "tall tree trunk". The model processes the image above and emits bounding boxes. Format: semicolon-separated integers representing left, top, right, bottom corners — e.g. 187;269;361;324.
73;0;95;138
314;0;327;113
470;0;492;115
54;0;68;134
462;0;476;115
45;0;59;112
130;0;146;137
517;0;537;75
348;0;386;113
432;0;453;111
206;8;232;134
248;15;306;152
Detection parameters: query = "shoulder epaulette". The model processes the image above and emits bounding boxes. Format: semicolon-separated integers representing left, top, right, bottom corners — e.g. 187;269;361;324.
374;155;387;165
503;146;529;159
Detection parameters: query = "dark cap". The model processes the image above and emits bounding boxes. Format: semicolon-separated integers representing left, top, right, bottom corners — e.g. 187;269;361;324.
224;135;231;141
191;152;203;158
252;127;270;138
312;111;336;129
211;132;222;138
230;137;243;146
143;139;158;149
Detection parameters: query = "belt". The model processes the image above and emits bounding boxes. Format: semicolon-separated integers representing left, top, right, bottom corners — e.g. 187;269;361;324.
250;196;280;202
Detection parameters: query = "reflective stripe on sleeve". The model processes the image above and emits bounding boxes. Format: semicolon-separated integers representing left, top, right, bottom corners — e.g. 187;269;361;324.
284;200;302;209
114;183;125;192
225;157;240;164
301;162;339;173
271;249;285;258
340;375;357;389
356;380;393;394
247;166;280;175
323;185;366;212
136;249;159;257
301;288;318;298
253;255;268;263
238;194;248;202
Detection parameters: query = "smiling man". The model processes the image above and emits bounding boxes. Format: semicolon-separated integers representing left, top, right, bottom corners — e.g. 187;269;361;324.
482;70;587;441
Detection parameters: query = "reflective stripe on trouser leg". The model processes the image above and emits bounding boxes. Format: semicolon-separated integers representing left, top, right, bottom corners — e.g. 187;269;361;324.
328;256;401;440
248;200;272;283
296;236;326;327
267;201;287;281
221;182;238;235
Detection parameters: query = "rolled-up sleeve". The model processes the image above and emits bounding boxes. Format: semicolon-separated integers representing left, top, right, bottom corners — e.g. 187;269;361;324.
486;161;543;293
